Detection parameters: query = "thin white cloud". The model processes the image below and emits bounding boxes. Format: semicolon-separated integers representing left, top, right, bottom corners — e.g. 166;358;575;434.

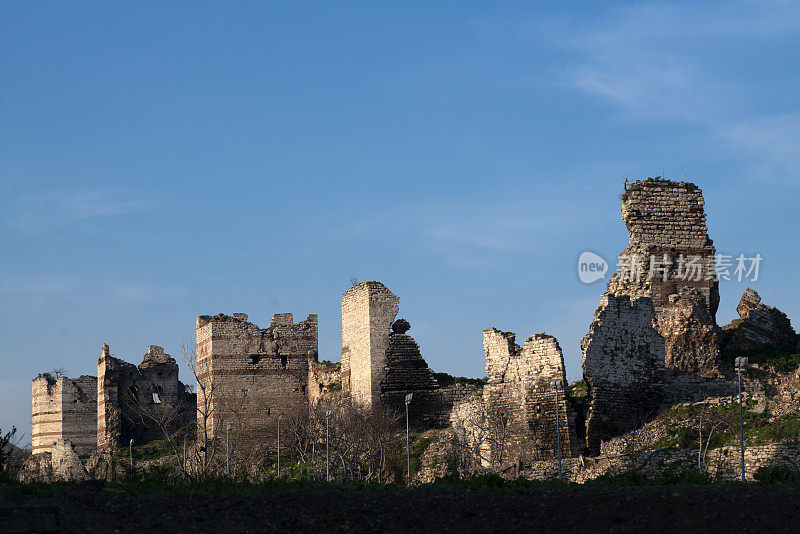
110;283;188;301
4;188;146;234
0;273;75;296
328;193;612;271
719;112;800;181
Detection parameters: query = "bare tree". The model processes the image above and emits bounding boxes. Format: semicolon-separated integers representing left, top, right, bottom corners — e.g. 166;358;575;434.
696;403;732;473
0;427;18;475
181;338;220;478
450;397;511;473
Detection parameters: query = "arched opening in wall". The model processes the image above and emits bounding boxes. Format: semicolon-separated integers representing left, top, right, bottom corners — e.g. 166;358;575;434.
280;355;287;369
250;354;261;365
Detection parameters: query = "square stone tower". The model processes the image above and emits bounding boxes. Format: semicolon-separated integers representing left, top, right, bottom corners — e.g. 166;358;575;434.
196;312;317;444
341;281;399;409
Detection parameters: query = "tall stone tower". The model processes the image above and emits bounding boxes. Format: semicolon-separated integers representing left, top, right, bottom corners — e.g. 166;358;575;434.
582;178;720;453
341;281;399;409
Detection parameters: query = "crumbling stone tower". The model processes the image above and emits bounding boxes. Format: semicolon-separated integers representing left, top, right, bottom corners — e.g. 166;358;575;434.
341;282;400;409
98;344;190;452
31;374;97;456
196;312;317;444
483;329;580;462
582;178;721;453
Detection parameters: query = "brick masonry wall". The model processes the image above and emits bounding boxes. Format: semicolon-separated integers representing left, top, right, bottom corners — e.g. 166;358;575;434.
380;330;442;429
341;281;399;409
32;375;97;457
196;312;317;445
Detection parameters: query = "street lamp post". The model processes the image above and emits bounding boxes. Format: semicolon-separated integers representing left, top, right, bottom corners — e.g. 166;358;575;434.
550;380;563;481
405;393;413;487
735;356;749;483
277;414;283;478
325;409;332;482
226;423;232;476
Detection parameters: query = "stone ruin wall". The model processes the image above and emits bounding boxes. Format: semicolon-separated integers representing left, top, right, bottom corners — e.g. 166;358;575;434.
307;356;342;405
31;374;97;457
582;179;723;454
610;181;721;372
98;344;192;452
341;281;399;409
196;312;317;445
483;328;580;462
518;442;800;484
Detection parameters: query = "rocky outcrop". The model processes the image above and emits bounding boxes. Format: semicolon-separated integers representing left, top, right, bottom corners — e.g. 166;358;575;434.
722;288;797;353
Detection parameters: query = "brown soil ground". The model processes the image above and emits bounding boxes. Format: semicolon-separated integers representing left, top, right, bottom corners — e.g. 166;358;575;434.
22;483;800;533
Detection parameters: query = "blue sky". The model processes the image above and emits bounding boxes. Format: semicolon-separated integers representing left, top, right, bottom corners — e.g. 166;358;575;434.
2;1;799;444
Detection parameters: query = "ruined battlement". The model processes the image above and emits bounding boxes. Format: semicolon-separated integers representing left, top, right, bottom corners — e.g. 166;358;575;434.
32;374;97;457
140;345;175;367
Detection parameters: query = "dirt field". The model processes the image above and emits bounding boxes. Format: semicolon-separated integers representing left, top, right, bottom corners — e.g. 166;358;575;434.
21;482;800;533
